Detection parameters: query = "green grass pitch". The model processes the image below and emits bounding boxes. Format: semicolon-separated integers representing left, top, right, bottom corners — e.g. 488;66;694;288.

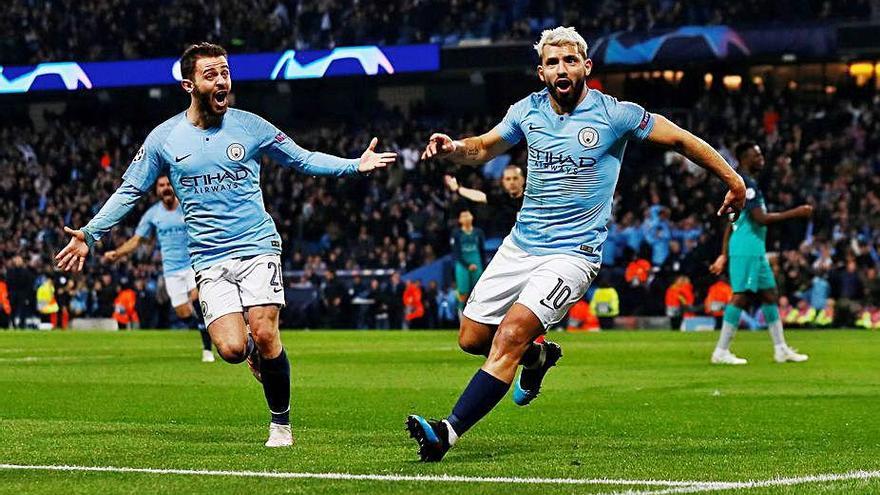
0;329;878;494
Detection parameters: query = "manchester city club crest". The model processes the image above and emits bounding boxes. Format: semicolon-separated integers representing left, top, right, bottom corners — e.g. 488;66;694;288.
226;143;245;161
577;127;599;149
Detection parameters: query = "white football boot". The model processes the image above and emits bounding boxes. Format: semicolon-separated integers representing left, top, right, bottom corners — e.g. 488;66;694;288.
711;349;748;365
201;350;215;363
774;345;808;363
265;423;294;448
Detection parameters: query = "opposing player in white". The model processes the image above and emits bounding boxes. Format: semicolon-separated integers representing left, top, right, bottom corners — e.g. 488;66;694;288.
406;26;746;461
103;175;214;362
55;42;396;448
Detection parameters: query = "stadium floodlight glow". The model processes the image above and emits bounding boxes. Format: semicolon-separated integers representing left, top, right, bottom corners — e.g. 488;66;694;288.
849;62;875;87
0;44;439;94
849;62;874;76
722;75;742;91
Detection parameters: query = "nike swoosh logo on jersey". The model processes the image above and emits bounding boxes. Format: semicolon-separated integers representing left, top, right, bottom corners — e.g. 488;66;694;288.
175;153;192;162
273;287;283;293
528;124;543;131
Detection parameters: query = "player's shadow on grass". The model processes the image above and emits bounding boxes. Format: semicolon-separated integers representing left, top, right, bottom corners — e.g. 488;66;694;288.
403;441;549;464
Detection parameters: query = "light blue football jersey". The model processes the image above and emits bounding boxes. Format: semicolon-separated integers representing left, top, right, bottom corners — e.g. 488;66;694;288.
495;88;654;263
119;109;360;271
135;201;191;275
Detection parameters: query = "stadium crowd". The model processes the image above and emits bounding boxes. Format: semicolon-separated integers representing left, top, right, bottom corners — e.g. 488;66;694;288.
2;0;876;64
1;74;879;330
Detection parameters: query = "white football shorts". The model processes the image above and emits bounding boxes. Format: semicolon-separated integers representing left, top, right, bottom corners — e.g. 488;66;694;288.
195;254;286;326
463;236;600;329
163;268;197;308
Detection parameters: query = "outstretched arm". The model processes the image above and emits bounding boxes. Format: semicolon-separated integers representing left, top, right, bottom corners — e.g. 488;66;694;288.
444;175;488;203
646;115;746;218
422;129;513;166
103;235;145;263
56;182;147;272
251;113;396;176
268;135;396;176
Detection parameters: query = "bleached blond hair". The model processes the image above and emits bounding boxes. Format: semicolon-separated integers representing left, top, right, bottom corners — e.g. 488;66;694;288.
533;26;589;61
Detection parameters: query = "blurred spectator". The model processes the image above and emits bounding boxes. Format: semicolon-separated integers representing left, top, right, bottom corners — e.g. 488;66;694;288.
664;275;695;330
403;279;425;328
134;278;158;329
590;274;620;329
0;277;10;328
567;297;600;332
97;282;115;317
423;280;439;329
6;256;35;328
320;270;347;328
113;281;139;330
55;276;72;329
704;277;733;329
437;283;459;328
36;275;58;328
384;272;406;329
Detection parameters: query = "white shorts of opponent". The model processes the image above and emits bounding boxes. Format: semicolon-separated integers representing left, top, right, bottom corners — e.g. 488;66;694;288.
164;268;197;308
195;254;286;327
463;236;600;329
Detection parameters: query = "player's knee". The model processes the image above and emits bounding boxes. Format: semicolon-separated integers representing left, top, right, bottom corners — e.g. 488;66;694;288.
216;341;247;363
250;322;276;343
492;324;532;356
249;321;281;353
458;332;489;355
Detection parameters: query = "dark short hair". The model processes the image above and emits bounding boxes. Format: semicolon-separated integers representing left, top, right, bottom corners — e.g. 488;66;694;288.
734;141;759;160
180;42;228;80
503;164;524;175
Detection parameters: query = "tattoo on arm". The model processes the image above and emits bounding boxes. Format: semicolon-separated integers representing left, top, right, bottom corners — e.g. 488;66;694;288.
465;143;480;158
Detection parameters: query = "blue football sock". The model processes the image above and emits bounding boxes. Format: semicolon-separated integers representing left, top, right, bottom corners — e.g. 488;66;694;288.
260;348;291;425
447;369;510;436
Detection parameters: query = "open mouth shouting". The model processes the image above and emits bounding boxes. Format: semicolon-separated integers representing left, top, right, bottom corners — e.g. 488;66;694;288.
554;78;573;95
212;89;229;111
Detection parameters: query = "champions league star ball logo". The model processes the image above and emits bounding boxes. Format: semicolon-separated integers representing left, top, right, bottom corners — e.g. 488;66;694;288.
226;143;245;161
133;146;145;162
577;127;600;149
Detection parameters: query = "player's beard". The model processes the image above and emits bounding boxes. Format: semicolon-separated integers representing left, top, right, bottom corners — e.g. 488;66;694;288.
546;77;585;110
160;189;175;206
194;87;226;127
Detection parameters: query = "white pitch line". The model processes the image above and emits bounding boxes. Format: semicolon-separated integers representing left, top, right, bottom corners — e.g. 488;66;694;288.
596;469;880;495
0;355;117;363
1;464;878;493
0;463;713;487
